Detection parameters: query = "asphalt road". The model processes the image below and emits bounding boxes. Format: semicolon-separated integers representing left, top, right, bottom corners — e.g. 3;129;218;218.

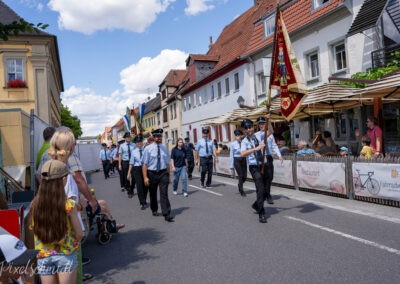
82;170;400;284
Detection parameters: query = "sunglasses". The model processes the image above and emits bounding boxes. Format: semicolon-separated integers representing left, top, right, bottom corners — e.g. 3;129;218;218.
244;126;253;130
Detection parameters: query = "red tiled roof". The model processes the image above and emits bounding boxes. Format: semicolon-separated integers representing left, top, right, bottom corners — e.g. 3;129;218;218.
188;54;219;62
161;69;187;87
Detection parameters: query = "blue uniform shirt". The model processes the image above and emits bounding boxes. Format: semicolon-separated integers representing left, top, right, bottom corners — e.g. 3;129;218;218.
195;138;215;157
255;131;282;158
99;148;111;161
129;147;144;166
119;142;136;161
142;143;171;170
240;136;261;166
110;148;118;159
229;140;242;168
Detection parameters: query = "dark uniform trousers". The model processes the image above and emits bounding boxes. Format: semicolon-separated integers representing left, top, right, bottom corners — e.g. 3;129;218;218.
249;164;269;214
117;161;124;188
187;158;195;177
122;161;136;193
102;160;110;178
234;157;247;193
147;169;171;216
264;155;274;200
200;156;213;186
133;166;148;205
111;160;118;173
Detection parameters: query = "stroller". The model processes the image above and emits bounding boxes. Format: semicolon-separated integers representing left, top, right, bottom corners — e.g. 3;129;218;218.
85;202;119;245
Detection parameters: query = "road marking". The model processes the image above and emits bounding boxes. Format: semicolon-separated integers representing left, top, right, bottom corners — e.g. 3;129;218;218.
189;185;223;196
285;216;400;256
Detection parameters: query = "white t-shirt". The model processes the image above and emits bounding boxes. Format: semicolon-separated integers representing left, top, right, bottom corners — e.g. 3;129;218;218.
65;174;85;231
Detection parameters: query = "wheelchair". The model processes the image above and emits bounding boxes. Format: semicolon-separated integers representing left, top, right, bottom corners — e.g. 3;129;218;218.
85;202;119;245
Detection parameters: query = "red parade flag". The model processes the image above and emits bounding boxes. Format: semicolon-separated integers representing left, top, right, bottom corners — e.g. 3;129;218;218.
270;10;307;121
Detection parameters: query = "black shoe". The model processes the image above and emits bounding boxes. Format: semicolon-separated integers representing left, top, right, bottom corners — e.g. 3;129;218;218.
267;197;274;204
128;194;133;199
188;175;192;180
121;188;125;192
141;205;146;210
251;203;259;212
240;191;246;197
152;212;159;216
259;213;267;223
164;215;175;222
201;183;205;188
82;257;91;266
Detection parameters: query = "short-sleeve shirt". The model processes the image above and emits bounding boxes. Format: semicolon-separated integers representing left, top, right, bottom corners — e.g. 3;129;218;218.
361;146;374;158
119;142;136;161
229;140;242;168
184;143;195;160
366;126;383;152
99;148;111;161
34;199;79;258
110;148;118;159
240;136;261;166
171;147;186;168
142;143;171;170
129;147;144;167
195;138;215;157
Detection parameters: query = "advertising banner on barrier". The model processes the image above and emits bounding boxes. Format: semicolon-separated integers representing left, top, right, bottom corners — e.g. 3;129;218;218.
297;161;347;194
215;156;232;176
352;163;400;200
273;160;294;186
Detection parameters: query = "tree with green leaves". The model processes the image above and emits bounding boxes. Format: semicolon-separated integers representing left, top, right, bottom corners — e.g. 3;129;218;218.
0;18;48;40
61;104;82;139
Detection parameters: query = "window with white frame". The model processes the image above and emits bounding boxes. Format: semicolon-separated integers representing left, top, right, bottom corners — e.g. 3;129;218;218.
263;14;275;37
307;52;319;80
173;103;177;119
210;85;215;101
312;0;330;10
170;105;173;120
225;77;230;95
258;73;267;97
193;93;197;107
217;82;222;99
188;97;192;110
332;42;347;72
183;98;187;111
234;73;239;91
7;58;24;81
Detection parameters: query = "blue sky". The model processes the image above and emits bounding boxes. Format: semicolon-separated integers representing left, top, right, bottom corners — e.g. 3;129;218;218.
5;0;253;136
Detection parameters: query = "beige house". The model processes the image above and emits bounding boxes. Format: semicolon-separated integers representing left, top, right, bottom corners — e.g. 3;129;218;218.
158;70;186;151
0;2;63;172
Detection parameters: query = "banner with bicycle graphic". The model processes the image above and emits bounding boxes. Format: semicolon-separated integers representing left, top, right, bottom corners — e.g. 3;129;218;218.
352;163;400;200
297;161;347;194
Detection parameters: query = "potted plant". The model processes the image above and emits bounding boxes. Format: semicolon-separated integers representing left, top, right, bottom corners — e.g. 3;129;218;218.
7;78;27;88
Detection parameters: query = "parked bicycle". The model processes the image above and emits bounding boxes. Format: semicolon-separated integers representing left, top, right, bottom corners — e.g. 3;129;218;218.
353;169;380;195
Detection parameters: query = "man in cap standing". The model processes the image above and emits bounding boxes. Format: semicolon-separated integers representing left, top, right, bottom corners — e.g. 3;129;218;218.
195;128;218;188
240;119;267;223
99;143;111;179
119;132;136;198
142;129;174;222
255;116;283;204
230;129;247;196
127;135;148;210
184;137;195;180
110;143;118;174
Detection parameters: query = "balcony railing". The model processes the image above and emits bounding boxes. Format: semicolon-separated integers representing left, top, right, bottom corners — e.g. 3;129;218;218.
371;43;400;69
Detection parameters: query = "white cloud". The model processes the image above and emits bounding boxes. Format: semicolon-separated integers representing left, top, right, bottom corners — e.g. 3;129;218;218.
48;0;175;34
185;0;215;16
62;49;188;136
120;49;188;94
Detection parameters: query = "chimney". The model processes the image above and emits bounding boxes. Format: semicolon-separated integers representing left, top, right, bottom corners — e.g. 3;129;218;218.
208;36;213;50
254;0;262;7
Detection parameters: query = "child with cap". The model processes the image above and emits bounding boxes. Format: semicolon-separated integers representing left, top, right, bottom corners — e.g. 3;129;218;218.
31;159;83;283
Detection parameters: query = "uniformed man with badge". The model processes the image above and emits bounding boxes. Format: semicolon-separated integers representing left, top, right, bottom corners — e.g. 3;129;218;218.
142;129;174;222
110;143;118;174
184;137;195;180
240;119;268;223
127;135;148;210
255;116;283;204
118;132;136;198
99;143;111;179
195;128;218;188
229;129;247;196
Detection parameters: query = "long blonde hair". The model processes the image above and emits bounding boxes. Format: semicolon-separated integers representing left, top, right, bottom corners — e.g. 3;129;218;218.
48;127;76;162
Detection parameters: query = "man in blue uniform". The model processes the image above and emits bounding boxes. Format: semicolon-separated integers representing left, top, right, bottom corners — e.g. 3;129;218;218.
229;129;247;197
142;129;174;222
110;143;118;174
99;143;111;179
240;119;267;223
127;135;148;210
255;117;283;204
118;132;136;198
195;128;218;188
184;137;195;180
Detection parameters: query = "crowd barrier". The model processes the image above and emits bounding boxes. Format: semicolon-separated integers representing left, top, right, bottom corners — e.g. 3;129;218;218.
215;154;400;207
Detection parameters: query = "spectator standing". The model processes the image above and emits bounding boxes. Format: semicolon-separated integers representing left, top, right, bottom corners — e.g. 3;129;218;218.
229;129;247;197
171;138;188;197
36;126;56;169
356;116;383;157
184;137;195;180
32;159;83;284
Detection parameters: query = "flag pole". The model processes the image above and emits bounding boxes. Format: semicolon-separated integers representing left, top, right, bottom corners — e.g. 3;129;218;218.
261;1;280;174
